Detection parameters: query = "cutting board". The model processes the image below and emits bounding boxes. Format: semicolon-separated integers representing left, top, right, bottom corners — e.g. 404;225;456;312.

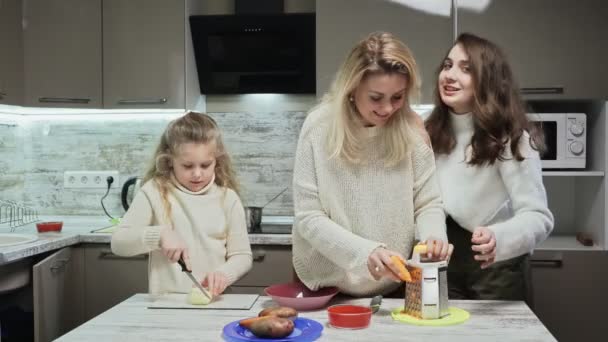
147;293;259;310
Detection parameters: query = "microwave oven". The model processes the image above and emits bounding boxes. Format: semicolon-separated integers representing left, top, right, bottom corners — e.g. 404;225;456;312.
527;113;586;169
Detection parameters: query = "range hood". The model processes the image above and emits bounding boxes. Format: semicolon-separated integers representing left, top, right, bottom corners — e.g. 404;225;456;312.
190;13;315;94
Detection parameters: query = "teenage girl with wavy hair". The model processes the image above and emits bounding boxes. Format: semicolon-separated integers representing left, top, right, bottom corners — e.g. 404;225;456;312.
112;111;252;297
425;33;553;300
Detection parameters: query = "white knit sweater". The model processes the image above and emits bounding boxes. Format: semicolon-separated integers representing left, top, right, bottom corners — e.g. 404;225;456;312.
435;112;554;261
111;176;252;295
292;108;447;297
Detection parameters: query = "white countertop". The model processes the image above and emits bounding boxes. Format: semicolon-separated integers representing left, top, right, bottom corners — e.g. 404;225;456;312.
56;294;556;341
0;216;292;265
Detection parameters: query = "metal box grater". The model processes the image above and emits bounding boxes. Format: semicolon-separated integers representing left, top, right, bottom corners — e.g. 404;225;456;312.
403;256;449;319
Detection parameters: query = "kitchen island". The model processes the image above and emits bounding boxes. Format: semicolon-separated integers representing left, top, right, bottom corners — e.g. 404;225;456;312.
56;294;556;341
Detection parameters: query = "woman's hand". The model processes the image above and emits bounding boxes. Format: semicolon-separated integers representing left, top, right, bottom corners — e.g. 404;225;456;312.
423;237;454;262
471;226;496;269
367;247;406;282
203;271;229;296
160;227;191;270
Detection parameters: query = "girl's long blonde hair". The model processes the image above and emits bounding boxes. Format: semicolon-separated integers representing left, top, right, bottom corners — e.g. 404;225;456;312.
142;111;239;224
321;31;421;166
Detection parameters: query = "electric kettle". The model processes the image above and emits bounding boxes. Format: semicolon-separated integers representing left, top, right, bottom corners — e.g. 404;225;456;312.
121;177;142;211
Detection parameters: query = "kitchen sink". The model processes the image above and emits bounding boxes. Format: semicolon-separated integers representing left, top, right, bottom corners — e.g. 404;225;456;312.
0;233;38;248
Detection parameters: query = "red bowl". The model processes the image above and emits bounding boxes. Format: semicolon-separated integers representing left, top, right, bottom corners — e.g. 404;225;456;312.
36;221;63;233
327;304;372;329
264;282;339;311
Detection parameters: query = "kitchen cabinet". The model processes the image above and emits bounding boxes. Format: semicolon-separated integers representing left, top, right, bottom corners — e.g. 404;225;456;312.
316;0;453;103
0;0;24;105
0;0;23;105
33;247;85;342
103;0;185;109
532;100;608;252
230;245;293;294
23;0;102;108
457;0;608;100
82;243;148;321
530;250;608;341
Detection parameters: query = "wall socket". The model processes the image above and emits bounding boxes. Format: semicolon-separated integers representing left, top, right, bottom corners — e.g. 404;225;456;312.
64;171;120;189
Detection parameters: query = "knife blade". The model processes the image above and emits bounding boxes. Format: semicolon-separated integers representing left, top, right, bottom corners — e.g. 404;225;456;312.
177;257;213;301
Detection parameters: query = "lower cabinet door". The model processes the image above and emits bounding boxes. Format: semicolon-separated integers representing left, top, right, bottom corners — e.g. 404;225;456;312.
83;244;148;320
232;246;293;288
33;247;85;342
531;251;608;341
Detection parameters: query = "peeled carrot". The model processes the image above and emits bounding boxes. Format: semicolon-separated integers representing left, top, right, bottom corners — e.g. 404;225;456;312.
390;255;412;282
239;316;272;328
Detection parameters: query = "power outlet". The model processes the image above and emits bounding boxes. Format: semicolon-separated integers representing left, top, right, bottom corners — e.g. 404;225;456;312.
64;171;120;189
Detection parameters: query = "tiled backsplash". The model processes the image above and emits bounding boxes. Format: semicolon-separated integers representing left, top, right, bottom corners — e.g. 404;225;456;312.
0;107;306;216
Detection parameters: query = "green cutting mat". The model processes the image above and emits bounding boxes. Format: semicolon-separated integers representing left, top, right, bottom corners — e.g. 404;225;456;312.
391;306;470;326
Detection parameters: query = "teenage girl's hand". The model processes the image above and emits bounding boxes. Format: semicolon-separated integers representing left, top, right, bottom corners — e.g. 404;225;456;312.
471;226;496;269
160;227;191;270
367;246;406;282
423;237;454;262
202;271;229;296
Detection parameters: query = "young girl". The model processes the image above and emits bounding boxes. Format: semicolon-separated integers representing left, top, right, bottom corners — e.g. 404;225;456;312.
425;33;554;300
111;111;252;296
292;32;452;298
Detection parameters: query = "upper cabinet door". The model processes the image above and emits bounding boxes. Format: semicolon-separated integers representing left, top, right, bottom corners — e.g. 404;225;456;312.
23;0;102;108
457;0;608;100
0;0;24;105
316;0;453;103
103;0;185;109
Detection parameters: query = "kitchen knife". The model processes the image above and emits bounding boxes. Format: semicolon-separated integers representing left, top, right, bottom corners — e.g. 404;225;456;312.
177;257;213;301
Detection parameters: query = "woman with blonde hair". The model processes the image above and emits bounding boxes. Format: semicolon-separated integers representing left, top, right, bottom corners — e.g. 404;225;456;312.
292;32;452;297
112;111;252;297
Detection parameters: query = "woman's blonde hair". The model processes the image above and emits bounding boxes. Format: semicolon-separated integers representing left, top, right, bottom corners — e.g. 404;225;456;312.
321;31;421;165
142;111;239;225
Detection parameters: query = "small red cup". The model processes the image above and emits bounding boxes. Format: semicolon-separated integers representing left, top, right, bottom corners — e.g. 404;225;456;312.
36;221;63;233
327;304;372;329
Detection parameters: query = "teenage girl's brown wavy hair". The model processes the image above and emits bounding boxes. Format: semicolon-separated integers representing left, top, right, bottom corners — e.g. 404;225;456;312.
425;33;544;165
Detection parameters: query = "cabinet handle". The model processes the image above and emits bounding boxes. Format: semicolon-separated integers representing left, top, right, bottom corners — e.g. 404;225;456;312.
117;98;168;105
0;91;6;98
50;258;70;273
520;87;564;95
99;250;147;260
530;259;563;268
39;97;91;104
252;250;266;262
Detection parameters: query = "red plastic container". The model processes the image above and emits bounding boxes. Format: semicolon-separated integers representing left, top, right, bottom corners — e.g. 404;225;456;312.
327;304;372;329
36;221;63;233
264;282;339;311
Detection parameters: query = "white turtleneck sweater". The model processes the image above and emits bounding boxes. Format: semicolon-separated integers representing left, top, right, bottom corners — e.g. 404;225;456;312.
292;108;447;297
111;175;252;295
434;112;554;262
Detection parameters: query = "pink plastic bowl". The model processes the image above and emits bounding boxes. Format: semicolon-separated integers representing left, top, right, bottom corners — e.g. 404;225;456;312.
327;304;372;329
264;282;339;311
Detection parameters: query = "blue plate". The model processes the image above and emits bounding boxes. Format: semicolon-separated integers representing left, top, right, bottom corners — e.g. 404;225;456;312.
222;317;323;342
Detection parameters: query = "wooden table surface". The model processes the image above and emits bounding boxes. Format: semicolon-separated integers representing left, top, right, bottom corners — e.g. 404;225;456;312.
57;294;556;341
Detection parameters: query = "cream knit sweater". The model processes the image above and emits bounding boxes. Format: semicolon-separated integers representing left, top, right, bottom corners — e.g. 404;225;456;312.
111;176;252;295
435;112;554;262
292;108;447;297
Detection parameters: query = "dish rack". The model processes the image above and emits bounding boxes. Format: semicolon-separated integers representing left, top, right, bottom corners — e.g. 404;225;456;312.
0;200;39;231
